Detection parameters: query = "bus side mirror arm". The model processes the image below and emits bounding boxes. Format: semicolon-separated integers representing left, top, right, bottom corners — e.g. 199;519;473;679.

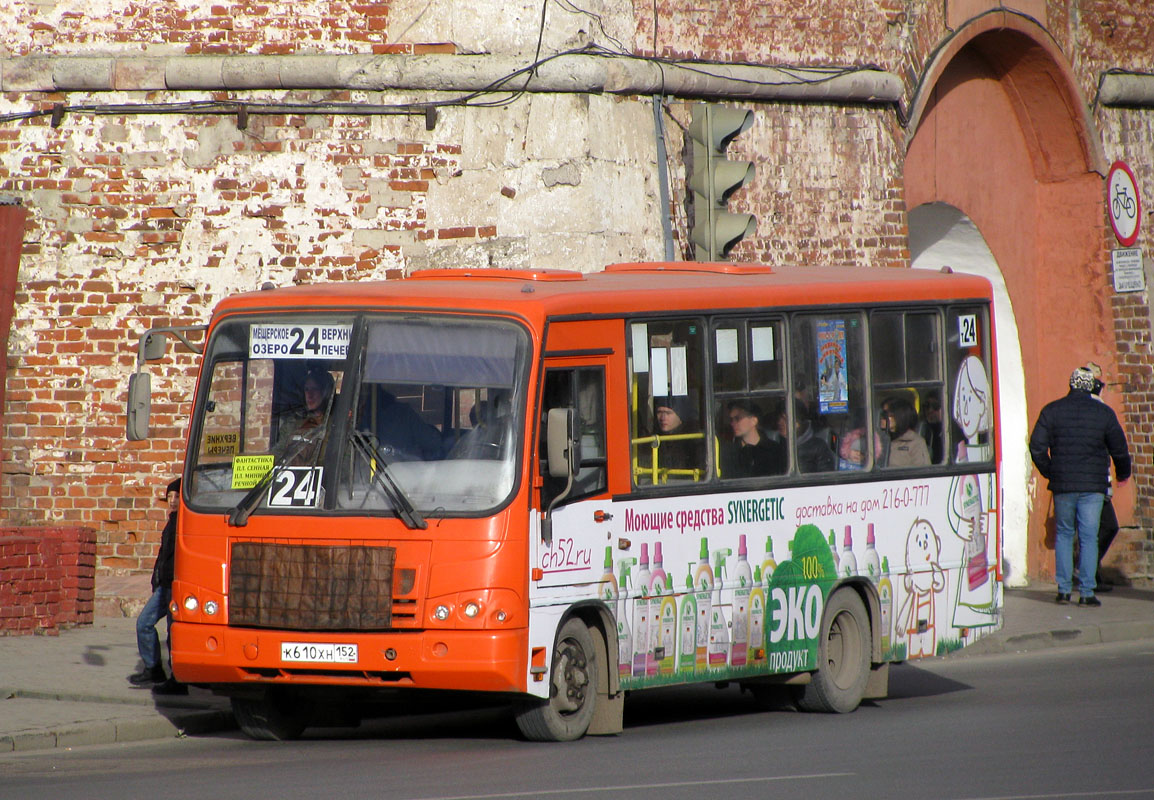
541;407;579;547
125;325;206;442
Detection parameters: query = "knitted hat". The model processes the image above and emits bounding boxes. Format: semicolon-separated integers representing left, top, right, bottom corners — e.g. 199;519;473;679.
1069;367;1096;393
654;395;696;425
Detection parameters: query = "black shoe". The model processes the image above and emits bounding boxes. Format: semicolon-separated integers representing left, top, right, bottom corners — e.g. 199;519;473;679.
152;678;189;696
1055;593;1071;604
1078;596;1101;607
128;665;166;687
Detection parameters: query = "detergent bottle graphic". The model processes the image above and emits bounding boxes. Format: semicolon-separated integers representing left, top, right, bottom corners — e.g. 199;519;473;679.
648;542;669;676
828;529;840;573
749;565;766;664
879;555;894;653
730;535;752;667
632;544;651;677
708;548;731;668
761;536;778;585
840;525;858;578
599;546;617;606
658;574;677;675
693;538;713;671
616;558;635;680
678;572;698;673
862;523;881;583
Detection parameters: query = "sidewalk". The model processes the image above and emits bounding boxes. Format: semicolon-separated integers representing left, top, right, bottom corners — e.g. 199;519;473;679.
2;584;1152;753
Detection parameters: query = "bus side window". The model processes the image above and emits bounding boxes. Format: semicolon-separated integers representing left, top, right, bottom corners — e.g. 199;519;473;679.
629;319;706;486
540;368;607;506
790;313;865;474
712;317;788;481
946;307;994;464
871;309;946;468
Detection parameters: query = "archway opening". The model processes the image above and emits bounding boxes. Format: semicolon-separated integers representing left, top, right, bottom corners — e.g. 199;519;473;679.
910;203;1029;586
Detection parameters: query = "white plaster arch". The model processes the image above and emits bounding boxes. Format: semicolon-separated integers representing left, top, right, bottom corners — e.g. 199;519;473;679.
909;202;1029;588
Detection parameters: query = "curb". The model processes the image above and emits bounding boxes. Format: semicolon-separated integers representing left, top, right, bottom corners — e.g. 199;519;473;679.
0;692;237;754
946;619;1154;658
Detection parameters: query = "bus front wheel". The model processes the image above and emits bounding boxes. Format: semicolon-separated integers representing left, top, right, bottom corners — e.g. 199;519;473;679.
231;689;312;741
515;617;598;742
795;589;871;714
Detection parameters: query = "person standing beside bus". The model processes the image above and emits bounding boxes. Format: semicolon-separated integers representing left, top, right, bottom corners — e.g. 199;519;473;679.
1029;367;1131;606
128;478;187;694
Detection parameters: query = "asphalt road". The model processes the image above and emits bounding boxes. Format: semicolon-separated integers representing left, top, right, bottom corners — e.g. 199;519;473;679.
3;639;1154;800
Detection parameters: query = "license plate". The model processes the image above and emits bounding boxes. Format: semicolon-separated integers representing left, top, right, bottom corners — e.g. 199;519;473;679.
280;642;358;664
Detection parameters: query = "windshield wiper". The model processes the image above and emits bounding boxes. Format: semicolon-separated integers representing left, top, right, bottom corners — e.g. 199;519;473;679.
348;429;428;530
226;431;319;527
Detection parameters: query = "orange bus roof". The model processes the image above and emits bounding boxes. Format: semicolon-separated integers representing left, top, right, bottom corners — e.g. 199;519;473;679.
212;263;993;323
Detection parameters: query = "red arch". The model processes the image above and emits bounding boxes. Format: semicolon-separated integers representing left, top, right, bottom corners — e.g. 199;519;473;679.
905;12;1118;582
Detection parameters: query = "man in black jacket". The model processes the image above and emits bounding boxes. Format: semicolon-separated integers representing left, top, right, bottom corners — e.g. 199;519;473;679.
1029;367;1131;606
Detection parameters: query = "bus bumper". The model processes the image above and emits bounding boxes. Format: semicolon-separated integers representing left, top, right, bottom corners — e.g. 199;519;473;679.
170;622;527;694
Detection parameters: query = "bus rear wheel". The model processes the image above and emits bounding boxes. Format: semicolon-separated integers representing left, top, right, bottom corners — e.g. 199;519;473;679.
795;589;871;714
231;688;312;741
514;617;598;742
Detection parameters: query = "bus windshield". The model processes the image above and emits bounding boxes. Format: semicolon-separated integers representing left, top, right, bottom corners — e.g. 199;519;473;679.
186;313;529;518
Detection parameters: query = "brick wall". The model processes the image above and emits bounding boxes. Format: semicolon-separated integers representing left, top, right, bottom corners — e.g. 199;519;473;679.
1;0;1154;588
0;526;96;635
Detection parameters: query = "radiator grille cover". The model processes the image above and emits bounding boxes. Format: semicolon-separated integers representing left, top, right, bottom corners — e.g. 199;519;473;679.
229;542;395;630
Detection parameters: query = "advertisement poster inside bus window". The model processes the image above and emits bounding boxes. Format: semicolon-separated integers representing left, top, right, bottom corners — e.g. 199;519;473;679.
817;319;848;414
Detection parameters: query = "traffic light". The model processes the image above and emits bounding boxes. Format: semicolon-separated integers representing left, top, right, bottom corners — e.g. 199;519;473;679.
687;103;756;261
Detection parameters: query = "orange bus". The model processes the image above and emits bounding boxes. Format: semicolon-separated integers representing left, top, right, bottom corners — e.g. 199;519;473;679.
127;262;1003;741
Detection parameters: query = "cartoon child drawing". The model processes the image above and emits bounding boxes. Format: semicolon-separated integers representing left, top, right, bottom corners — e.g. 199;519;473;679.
949;474;999;629
952;355;991;462
895;518;946;659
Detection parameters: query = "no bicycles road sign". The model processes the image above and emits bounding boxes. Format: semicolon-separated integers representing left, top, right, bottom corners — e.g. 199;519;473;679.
1107;160;1141;247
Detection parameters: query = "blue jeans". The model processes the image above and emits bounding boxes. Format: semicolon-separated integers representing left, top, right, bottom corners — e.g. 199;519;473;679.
136;586;172;670
1053;492;1105;596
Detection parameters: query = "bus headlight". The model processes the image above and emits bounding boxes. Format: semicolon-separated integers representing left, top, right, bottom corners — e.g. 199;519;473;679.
183;595;199;613
464;602;481;619
203;600;219;616
433;604;451;621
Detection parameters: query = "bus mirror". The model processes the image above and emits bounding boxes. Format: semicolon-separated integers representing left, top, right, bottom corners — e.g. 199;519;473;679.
546;407;578;478
126;372;152;441
142;331;167;361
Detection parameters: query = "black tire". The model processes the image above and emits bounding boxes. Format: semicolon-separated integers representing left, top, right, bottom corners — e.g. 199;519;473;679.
231;689;312;741
514;618;598;742
795;589;871;714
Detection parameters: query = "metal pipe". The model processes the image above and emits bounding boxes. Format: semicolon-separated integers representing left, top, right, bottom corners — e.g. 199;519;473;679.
2;52;903;104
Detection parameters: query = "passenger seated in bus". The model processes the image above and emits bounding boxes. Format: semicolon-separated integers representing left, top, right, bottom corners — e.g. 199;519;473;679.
650;395;703;477
721;399;787;479
884;397;931;467
922;391;945;463
795;399;837;473
837;409;882;471
764;405;788;443
358;387;443;461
